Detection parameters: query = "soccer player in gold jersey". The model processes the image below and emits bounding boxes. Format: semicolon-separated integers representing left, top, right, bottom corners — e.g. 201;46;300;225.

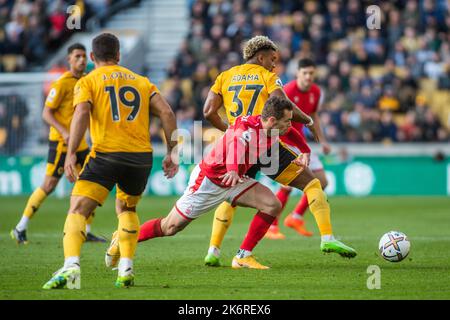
10;43;105;245
43;33;178;289
203;36;357;268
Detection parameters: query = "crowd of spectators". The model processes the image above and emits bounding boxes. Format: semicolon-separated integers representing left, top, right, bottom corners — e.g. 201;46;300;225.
0;0;114;72
162;0;449;143
0;94;28;154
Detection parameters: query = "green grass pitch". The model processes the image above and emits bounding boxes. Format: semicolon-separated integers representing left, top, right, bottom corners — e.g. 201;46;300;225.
1;195;449;300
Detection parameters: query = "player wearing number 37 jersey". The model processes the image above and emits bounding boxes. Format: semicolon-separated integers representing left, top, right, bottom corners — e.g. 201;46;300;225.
201;36;357;268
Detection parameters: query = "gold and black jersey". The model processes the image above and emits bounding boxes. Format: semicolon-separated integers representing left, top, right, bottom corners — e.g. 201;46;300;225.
211;63;283;125
44;71;89;151
73;65;159;165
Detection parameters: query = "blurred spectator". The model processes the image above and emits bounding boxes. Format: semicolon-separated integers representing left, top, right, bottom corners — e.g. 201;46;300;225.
424;52;445;79
398;111;420;142
4;0;446;144
356;85;378;109
378;86;400;112
0;0;116;72
379;112;398;142
160;0;450;142
0;94;28;155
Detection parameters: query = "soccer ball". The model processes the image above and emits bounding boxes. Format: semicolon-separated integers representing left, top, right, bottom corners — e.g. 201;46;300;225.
378;231;410;262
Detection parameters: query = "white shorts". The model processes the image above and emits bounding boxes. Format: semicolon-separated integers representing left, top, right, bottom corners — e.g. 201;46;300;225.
309;152;324;172
175;165;258;220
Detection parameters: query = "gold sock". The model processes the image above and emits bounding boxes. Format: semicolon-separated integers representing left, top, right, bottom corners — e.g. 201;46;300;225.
23;187;47;219
118;211;140;259
209;202;236;249
63;213;87;258
303;178;333;236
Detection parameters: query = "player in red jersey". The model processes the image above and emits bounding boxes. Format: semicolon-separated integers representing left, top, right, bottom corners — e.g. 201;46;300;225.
265;58;331;239
106;96;311;269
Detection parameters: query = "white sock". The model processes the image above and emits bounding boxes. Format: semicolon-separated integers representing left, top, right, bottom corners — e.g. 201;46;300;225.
236;249;252;259
208;246;220;257
64;256;80;269
86;224;91;233
118;258;133;276
321;234;335;242
16;216;29;232
291;212;304;220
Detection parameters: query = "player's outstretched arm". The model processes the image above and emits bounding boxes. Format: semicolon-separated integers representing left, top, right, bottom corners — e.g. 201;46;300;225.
203;90;228;132
150;93;179;178
270;89;319;142
65;102;90;182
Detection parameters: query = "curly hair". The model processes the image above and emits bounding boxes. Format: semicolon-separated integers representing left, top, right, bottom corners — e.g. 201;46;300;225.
242;36;278;61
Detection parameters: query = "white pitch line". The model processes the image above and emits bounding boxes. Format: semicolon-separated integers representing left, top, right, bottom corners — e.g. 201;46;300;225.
2;233;450;241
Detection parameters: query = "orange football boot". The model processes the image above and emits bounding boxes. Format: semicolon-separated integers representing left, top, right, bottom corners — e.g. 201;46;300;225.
264;225;286;240
284;214;313;237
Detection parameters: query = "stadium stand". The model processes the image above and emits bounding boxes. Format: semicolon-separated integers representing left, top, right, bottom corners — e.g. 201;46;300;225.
0;0;449;156
158;0;449;143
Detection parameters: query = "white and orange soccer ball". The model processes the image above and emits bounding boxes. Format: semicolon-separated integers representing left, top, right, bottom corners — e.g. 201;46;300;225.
379;231;410;262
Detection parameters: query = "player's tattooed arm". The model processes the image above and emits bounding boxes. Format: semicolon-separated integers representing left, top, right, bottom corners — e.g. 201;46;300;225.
270;89;319;142
150;93;179;178
150;93;178;152
203;90;228;132
65;101;91;182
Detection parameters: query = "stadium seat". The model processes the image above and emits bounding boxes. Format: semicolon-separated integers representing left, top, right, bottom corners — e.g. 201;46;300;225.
181;79;193;100
350;66;365;77
1;55;26;72
393;114;406;127
419;78;438;102
431;91;450;129
0;127;7;147
368;66;385;78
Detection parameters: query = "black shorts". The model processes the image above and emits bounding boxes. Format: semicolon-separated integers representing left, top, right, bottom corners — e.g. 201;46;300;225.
46;141;89;178
72;152;153;206
246;142;299;185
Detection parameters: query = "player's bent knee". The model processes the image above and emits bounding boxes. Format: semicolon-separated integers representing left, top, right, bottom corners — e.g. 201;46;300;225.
68;196;98;218
41;178;59;194
265;198;282;217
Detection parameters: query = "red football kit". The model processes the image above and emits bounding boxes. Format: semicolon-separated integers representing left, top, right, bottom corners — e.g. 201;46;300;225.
200;115;310;187
283;80;321;134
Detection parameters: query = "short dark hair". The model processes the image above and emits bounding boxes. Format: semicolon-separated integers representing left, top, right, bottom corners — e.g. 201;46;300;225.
67;43;86;55
261;96;293;121
298;58;316;69
92;33;120;62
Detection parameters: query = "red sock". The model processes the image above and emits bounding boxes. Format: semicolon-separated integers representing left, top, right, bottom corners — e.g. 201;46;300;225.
272;187;291;227
293;194;309;216
240;212;275;251
276;187;291;210
272;216;279;227
138;218;163;242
